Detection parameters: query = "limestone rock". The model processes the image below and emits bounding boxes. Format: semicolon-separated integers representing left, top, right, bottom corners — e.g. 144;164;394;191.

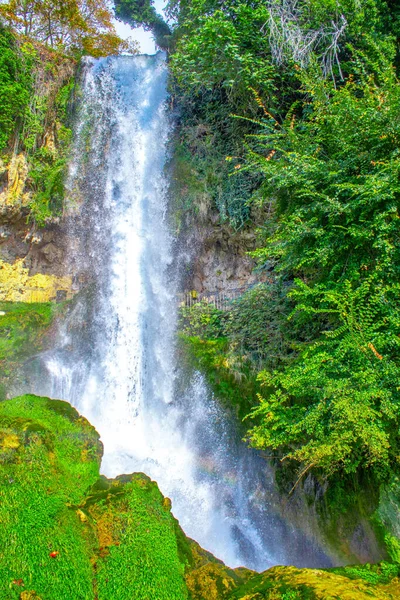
0;258;72;301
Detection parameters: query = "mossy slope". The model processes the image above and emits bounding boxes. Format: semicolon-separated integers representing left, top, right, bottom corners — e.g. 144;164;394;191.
0;395;187;600
1;394;399;600
0;394;101;599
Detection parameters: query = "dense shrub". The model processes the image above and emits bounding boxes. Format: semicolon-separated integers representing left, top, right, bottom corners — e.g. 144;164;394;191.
0;26;31;150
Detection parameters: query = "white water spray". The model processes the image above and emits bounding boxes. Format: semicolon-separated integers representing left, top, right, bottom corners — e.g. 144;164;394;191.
28;53;330;571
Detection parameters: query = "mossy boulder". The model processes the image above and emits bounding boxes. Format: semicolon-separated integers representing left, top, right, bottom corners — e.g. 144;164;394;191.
227;564;400;599
1;394;400;600
0;395;101;599
186;561;400;599
80;474;188;599
0;395;187;599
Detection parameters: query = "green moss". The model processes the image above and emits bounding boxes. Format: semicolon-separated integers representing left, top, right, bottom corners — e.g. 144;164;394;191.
186;561;400;599
227;565;400;600
0;395;101;600
372;477;400;563
167;138;211;232
178;334;258;421
0;395;188;599
0;301;56;360
331;561;400;585
87;474;188;600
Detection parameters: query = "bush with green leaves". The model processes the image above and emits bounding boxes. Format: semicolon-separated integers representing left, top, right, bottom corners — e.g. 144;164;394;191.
168;0;400;227
172;2;400;486
0;26;32;151
2;35;75;225
242;41;400;481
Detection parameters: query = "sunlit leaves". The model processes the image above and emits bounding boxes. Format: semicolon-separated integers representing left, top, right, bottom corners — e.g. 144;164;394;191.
1;0;130;56
243;41;400;480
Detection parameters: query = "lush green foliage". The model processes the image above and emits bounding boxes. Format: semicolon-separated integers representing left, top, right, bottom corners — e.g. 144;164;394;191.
171;0;400;486
0;26;31;150
0;29;76;224
22;53;75;225
244;45;400;479
171;1;275;106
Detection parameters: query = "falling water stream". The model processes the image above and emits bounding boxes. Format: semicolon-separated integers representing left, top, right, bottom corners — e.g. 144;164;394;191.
26;53;331;571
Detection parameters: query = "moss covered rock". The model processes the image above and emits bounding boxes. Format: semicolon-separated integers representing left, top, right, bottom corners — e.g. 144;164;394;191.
1;394;399;600
228;564;400;599
82;474;188;599
186;561;400;599
0;395;101;599
0;394;188;599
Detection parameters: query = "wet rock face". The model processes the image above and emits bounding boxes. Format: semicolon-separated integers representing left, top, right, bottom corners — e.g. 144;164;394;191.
0;209;92;302
270;469;386;569
0;221;71;276
180;210;262;293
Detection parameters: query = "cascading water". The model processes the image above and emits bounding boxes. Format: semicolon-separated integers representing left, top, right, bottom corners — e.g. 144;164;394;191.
26;53;331;571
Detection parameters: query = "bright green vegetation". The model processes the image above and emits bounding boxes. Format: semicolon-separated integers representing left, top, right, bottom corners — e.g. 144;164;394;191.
0;27;31;150
331;560;399;585
0;25;75;225
1;394;400;600
88;476;188;599
0;394;101;600
179;333;259;421
0;395;188;599
245;51;400;480
22;48;75;226
0;302;57;397
158;0;400;495
178;283;297;419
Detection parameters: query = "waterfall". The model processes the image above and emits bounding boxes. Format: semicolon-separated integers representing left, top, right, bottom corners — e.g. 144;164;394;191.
26;53;331;571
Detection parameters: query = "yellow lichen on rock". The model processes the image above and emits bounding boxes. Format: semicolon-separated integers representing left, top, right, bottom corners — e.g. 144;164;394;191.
20;592;42;600
0;154;31;209
186;563;241;600
228;565;400;600
0;432;20;450
0;259;72;302
185;561;400;599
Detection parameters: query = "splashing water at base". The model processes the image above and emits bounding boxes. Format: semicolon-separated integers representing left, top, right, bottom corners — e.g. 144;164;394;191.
27;53;331;571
